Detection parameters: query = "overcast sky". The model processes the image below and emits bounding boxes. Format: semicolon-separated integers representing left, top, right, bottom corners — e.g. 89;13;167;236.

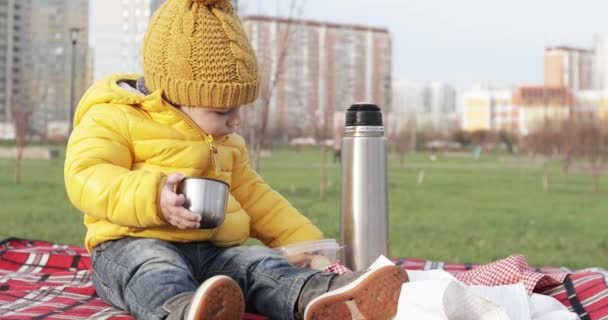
240;0;606;90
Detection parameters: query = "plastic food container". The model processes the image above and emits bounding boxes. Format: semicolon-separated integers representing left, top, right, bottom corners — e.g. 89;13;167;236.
275;239;341;270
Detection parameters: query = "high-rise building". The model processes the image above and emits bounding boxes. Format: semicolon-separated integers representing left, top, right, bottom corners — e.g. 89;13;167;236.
92;0;163;81
391;81;458;115
425;82;457;114
594;34;608;90
391;80;425;114
30;0;88;138
0;0;88;139
0;0;31;123
241;16;392;139
544;46;594;90
392;80;458;133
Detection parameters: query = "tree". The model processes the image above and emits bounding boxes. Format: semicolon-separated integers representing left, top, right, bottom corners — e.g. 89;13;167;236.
386;113;417;167
241;0;351;200
241;0;306;171
576;117;608;193
451;129;472;148
390;126;411;167
498;130;517;154
9;71;48;184
556;118;578;181
523;120;560;192
470;129;490;149
9;92;32;184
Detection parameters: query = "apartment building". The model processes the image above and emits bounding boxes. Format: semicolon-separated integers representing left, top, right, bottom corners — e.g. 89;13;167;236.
92;0;163;81
241;15;392;139
544;46;594;90
513;86;573;136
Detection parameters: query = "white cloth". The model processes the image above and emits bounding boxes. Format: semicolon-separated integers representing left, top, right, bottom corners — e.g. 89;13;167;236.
368;256;579;320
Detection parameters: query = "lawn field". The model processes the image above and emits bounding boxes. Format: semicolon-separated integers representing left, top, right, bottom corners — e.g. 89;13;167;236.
1;147;606;269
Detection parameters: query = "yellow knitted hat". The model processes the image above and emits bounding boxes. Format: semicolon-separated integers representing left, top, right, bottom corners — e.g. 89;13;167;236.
142;0;259;108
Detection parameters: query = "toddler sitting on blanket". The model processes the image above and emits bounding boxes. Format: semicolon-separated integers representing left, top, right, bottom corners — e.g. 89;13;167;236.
63;0;407;319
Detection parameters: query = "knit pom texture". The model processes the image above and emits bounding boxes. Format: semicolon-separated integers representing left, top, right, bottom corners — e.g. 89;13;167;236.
196;0;232;9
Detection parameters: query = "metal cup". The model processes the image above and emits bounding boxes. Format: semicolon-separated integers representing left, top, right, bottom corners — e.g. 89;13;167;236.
176;177;229;229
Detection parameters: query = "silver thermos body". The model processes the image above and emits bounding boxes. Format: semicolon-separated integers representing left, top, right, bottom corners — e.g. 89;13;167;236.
340;103;389;271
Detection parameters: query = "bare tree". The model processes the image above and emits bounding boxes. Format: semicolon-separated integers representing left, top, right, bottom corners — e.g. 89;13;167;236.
498;130;517;154
386;113;416;167
9;93;32;184
577;117;608;193
556;118;578;181
524;120;560;192
243;0;306;171
9;71;48;184
470;129;489;150
312;30;359;200
389;128;409;167
310;24;328;200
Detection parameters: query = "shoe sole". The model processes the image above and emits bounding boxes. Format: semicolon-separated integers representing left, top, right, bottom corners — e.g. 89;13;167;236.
186;275;245;320
304;265;408;320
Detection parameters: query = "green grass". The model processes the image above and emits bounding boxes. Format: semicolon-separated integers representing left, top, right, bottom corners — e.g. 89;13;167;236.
1;147;607;269
0;154;86;245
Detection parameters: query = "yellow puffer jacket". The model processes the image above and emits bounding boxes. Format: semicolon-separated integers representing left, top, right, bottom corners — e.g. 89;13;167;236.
64;74;323;252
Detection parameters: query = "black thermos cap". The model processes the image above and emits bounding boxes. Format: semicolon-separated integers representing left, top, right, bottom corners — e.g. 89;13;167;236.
345;103;383;127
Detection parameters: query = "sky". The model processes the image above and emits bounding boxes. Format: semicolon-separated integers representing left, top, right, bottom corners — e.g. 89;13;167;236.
240;0;606;90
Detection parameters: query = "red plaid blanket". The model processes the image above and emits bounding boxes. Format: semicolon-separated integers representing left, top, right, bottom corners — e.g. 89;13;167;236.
1;238;606;320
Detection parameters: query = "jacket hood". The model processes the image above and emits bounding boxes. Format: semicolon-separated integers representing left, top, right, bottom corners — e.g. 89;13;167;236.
74;74;166;128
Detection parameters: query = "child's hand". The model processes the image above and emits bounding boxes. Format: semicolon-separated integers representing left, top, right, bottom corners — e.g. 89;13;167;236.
160;173;201;229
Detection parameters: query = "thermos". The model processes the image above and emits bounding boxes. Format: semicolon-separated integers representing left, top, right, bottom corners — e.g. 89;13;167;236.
340;102;389;271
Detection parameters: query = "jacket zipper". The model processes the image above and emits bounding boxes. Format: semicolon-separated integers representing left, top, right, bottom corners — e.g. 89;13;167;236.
168;105;221;176
172;108;223;240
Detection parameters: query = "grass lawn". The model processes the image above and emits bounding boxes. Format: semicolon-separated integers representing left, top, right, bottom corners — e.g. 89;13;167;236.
1;147;607;269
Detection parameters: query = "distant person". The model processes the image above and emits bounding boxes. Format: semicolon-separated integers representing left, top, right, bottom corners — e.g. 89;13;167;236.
474;145;482;160
63;0;407;319
333;130;342;163
333;147;341;163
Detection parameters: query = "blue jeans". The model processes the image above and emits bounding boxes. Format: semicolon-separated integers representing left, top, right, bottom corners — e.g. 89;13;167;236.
91;237;321;320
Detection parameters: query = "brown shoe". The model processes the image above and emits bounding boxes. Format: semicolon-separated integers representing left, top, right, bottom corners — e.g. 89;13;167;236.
185;275;244;320
303;265;408;320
